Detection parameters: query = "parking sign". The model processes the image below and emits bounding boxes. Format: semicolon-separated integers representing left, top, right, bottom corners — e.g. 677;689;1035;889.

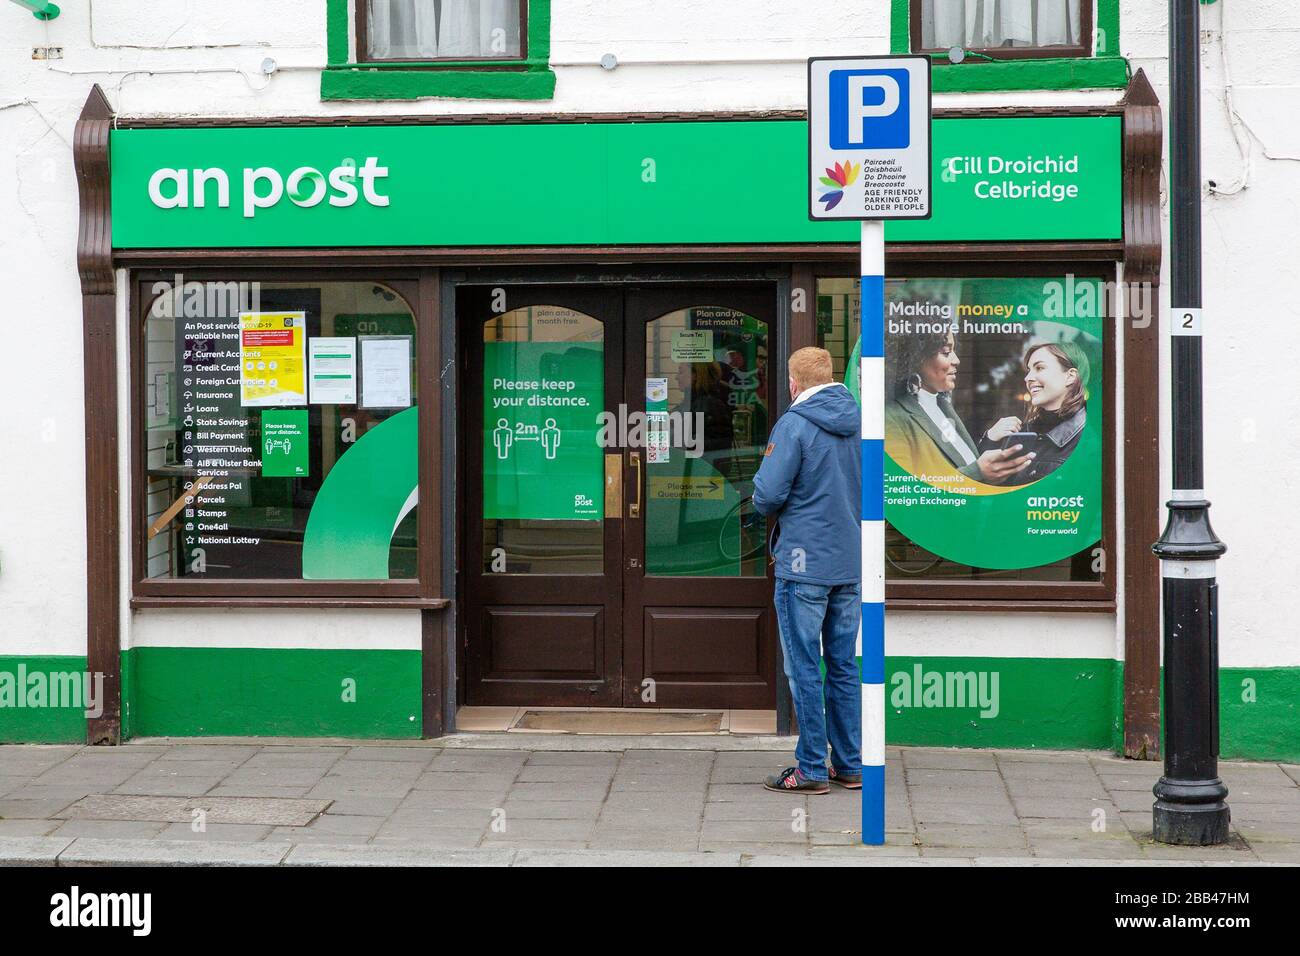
808;56;931;220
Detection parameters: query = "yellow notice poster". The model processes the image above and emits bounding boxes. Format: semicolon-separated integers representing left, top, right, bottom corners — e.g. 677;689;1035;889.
239;312;307;408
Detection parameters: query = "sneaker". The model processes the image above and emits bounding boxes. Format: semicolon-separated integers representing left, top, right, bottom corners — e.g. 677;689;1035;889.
829;766;862;790
764;766;829;794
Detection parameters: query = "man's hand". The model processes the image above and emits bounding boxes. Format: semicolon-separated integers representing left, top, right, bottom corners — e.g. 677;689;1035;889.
975;444;1034;482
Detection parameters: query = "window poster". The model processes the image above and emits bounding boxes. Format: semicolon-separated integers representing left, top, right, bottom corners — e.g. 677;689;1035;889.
881;277;1103;570
671;329;714;363
646;377;670;464
308;336;357;405
239;311;307;407
482;340;603;521
260;409;309;478
359;335;413;409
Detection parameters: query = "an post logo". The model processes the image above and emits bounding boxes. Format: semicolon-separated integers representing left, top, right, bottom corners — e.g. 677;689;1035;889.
828;68;910;150
147;158;390;219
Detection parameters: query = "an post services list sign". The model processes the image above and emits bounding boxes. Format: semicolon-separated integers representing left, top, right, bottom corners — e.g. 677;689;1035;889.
808;55;932;220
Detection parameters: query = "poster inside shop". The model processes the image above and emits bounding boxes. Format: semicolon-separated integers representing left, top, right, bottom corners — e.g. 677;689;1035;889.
260;409;309;478
360;336;413;409
482;339;604;521
881;277;1103;570
239;311;306;407
308;336;357;405
645;377;670;464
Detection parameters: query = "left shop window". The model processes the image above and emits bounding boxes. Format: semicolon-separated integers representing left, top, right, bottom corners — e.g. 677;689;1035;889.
139;279;419;584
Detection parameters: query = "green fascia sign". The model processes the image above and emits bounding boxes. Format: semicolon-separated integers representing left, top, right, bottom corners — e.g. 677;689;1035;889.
110;116;1121;249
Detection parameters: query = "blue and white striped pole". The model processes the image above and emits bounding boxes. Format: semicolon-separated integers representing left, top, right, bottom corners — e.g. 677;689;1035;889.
860;219;886;846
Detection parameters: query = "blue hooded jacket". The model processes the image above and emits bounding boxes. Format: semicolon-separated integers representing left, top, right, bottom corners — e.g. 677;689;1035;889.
752;382;862;586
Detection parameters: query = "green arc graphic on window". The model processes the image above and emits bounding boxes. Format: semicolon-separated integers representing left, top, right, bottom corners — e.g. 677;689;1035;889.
302;407;417;579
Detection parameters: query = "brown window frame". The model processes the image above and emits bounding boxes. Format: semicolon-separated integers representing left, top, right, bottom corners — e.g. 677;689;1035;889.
354;0;530;66
129;268;442;605
910;0;1094;61
812;257;1118;612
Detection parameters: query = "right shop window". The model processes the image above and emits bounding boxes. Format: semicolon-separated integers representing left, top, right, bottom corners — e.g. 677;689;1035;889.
817;274;1107;586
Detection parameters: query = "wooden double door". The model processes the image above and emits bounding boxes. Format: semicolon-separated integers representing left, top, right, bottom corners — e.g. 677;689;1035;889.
463;283;779;708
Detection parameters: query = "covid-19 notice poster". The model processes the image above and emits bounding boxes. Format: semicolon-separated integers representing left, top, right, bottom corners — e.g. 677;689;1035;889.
881;277;1103;570
482;340;604;521
239;311;307;408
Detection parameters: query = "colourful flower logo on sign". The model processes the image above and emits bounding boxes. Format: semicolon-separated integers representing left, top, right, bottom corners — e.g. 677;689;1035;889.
817;160;860;212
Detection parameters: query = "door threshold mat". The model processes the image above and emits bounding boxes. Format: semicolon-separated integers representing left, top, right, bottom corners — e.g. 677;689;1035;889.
513;710;724;735
56;794;331;827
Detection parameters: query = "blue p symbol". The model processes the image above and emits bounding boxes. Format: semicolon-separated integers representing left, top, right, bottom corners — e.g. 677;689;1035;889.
829;69;910;150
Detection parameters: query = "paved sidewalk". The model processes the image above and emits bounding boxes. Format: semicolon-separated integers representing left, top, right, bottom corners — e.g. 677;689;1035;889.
0;737;1296;866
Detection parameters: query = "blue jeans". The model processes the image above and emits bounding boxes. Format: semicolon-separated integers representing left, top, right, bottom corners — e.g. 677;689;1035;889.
774;579;862;781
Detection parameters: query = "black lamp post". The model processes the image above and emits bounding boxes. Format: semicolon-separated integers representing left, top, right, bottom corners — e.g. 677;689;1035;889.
1151;0;1230;846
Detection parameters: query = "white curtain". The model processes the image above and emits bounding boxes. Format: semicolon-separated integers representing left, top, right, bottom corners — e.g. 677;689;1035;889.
438;0;520;57
366;0;520;59
922;0;1083;50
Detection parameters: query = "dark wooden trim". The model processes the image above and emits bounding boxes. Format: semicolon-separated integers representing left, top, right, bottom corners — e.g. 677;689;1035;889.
789;263;816;351
418;268;446;737
113;242;1125;270
421;609;445;737
355;0;530;65
133;580;425;597
75;85;120;746
110;102;1123;130
1120;69;1163;759
131;596;449;609
910;0;1094;60
77;86;114;296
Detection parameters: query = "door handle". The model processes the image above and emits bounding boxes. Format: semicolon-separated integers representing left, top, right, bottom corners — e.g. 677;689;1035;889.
628;451;642;518
604;453;623;518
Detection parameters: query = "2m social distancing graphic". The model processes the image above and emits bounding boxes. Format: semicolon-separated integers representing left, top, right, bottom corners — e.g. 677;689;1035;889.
808;56;932;220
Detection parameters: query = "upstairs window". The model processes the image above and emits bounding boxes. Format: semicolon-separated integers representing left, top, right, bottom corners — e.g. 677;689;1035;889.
360;0;524;62
914;1;1092;60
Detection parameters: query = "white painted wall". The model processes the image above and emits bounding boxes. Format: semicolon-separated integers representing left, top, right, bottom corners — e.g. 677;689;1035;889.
0;1;1294;671
128;609;421;650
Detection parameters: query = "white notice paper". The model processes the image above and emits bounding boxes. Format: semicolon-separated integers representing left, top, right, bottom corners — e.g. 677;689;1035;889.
308;337;357;405
359;336;413;409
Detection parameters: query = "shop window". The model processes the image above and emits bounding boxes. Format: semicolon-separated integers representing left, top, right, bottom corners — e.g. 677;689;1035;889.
816;273;1111;597
323;0;555;101
137;279;421;590
359;0;524;62
913;1;1092;59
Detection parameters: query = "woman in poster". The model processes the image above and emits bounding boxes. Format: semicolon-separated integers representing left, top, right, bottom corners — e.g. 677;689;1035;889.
884;326;1034;485
998;341;1090;485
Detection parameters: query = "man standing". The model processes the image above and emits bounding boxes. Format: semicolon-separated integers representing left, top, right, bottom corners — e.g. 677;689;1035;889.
753;347;862;794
